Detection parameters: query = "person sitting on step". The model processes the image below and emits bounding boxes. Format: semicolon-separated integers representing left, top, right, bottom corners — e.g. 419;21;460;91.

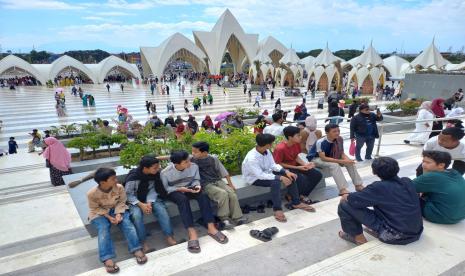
87;168;147;274
414;150;465;224
191;141;248;229
124;155;181;252
273;126;322;207
307;123;364;196
161;150;228;254
337;157;423;246
416;127;465;176
242;133;315;223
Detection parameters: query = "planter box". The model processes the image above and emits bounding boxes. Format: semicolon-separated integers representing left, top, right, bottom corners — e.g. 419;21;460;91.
380;114;417;133
70;156;121;173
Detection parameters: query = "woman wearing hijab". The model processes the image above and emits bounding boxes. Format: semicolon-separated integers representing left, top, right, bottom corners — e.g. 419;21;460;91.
404;101;434;144
429;98;445;138
187;115;199;135
253;115;268;134
300;115;323;153
42;137;72;186
201;115;214;131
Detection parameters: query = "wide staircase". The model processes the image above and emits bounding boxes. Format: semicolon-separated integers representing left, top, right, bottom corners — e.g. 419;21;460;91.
1;131;465;276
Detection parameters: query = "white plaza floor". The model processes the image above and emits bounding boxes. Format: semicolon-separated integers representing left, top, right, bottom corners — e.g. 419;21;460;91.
0;82;464;276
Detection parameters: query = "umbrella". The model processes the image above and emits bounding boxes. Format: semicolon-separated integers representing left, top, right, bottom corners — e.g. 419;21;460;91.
215;111;236;122
55;87;64;93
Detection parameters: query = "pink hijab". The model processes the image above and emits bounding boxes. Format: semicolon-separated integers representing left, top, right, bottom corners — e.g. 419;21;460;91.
43;137;71;172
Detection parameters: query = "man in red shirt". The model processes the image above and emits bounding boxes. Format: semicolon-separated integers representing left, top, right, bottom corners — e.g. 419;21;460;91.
273;126;323;206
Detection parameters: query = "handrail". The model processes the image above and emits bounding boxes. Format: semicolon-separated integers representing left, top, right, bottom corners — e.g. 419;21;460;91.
375;115;465;157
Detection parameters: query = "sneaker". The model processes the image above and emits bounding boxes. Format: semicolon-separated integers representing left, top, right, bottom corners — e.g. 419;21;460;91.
403;140;410;144
222;219;234;230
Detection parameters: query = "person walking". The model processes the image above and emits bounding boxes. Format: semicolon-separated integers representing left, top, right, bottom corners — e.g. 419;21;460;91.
350;104;383;162
404;101;434;144
253;93;261;107
106;83;110;93
184;99;190;113
145;101;151;114
41;137;72;186
120;83;124;93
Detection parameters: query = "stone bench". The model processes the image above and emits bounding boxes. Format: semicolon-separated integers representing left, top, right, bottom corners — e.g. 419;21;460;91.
63;166;330;237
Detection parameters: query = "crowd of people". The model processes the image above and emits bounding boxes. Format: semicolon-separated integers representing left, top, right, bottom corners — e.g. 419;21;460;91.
1;76;39;87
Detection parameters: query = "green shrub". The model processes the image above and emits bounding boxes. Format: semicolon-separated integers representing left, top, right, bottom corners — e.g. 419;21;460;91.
400;99;422;115
386;103;401;113
344;97;371;106
67;137;86;161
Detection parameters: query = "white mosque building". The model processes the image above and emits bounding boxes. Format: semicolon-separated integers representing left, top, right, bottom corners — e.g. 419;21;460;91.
0;9;461;92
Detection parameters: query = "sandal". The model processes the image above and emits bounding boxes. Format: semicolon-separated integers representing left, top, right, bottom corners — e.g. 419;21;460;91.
134;251;147;265
338;231;363;246
262;227;279;238
187;240;201;253
208;231;229;244
249;230;271;242
292;203;316;212
363;227;379;238
274;211;287;222
104;260;120;274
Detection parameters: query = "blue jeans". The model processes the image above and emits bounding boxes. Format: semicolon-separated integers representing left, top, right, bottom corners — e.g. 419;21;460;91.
168;191;214;228
91;209;141;262
355;136;375;160
129;199;174;241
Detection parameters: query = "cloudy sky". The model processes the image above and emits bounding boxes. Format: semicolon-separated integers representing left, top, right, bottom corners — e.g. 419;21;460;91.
0;0;464;54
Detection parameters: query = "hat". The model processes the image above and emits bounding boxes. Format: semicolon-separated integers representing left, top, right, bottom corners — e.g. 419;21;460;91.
359;103;369;111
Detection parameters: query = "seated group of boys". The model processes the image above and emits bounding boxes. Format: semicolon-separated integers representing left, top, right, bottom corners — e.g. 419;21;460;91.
87;124;465;273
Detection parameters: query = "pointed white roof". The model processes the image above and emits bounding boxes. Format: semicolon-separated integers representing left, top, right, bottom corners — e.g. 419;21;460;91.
253;51;272;64
313;44;339;67
446;61;465;71
193;9;258;74
411;39;449;69
86;55;141;83
383;55;410;79
301;55;315;72
356;42;383;67
279;48;300;66
0;54;46;84
258;36;287;57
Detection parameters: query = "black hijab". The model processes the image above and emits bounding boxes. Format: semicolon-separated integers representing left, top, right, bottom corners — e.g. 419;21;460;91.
124;167;168;202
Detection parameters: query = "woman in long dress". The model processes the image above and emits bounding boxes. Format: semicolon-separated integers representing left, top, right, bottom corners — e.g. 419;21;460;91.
42;137;72;186
404;101;434;144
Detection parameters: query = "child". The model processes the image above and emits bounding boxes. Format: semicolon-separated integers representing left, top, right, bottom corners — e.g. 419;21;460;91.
191;142;247;229
8;137;18;154
87;168;147;273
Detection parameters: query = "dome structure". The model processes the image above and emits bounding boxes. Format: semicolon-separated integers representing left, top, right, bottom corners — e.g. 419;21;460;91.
410;39;449;70
140;32;207;78
307;44;343;91
382;55;410;80
0;55;46;84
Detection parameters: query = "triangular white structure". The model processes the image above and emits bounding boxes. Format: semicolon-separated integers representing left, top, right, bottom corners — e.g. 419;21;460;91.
411;39;449;70
355;41;383;68
313;44;340;68
193;9;258;74
33;55;98;84
279;48;301;66
253;51;272;64
301;56;315;73
383;55;410;80
258;36;287;66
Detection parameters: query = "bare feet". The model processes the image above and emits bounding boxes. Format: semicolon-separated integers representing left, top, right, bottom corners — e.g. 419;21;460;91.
166;236;177;246
339;188;350;195
292;202;316;212
274;210;287;222
355;184;365;192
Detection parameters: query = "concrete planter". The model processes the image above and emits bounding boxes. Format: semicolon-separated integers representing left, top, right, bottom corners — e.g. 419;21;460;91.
380;114;417;133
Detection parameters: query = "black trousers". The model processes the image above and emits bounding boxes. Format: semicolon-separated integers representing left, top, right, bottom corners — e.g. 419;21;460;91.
289;168;323;197
168;191;214;228
416;160;465;176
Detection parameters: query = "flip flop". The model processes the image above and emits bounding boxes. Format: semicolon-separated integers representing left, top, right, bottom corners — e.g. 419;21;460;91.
187;240;201;253
338;231;363;246
104;261;119;274
249;230;271;242
363;227;379;238
134;252;147;265
208;231;229;244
